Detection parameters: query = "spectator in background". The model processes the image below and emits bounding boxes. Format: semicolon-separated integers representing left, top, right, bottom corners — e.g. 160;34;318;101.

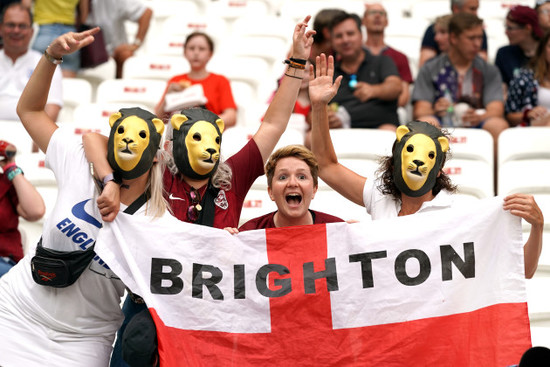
495;5;542;89
26;0;88;78
86;0;152;79
536;0;550;34
434;14;452;54
505;31;550;127
0;140;45;277
226;145;343;233
0;0;19;48
329;11;401;130
413;13;506;131
155;32;237;128
309;8;345;61
412;13;508;158
362;2;413;113
419;0;488;68
0;2;62;122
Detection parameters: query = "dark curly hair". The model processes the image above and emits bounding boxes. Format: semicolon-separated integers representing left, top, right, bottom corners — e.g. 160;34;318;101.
376;128;457;201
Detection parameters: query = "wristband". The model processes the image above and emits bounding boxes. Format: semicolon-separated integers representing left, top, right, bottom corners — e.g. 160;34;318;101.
289;57;307;65
102;172;122;186
7;167;23;181
44;49;63;65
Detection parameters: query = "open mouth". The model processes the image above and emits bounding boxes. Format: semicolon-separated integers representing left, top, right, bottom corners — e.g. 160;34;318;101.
121;148;132;154
286;193;302;205
203;158;213;163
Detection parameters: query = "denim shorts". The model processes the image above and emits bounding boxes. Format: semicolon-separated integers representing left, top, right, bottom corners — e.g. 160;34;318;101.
32;23;80;72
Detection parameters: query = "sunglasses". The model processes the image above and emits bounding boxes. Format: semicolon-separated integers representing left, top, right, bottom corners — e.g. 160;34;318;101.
187;187;202;222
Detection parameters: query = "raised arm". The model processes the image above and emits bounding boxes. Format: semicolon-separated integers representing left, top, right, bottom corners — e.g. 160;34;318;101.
309;54;366;206
17;28;98;153
253;15;314;163
503;194;544;279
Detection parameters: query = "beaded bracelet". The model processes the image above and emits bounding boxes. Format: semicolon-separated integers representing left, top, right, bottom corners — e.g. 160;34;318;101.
7;167;23;181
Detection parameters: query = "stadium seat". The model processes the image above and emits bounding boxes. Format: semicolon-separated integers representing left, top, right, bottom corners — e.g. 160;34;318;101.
240;188;277;226
77;57;117;100
58;78;93;123
1;120;34;155
498;128;550;198
448;127;494;166
328;128;395;160
71;102;151;136
498;127;550;167
122;55;187;81
155;15;228;53
16;152;55;187
220;126;256;159
95;79;166;112
310;189;371;223
444;158;494;199
207;0;272;25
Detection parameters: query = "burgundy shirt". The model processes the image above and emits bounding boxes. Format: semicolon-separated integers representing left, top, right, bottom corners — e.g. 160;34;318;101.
239;210;343;231
0;174;22;261
163;138;264;229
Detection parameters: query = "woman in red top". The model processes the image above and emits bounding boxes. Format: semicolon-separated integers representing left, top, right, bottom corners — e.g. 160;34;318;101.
0;141;45;276
155;32;237;127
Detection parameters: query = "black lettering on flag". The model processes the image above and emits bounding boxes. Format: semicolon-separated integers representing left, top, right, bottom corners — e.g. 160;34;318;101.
234;264;245;299
440;242;475;281
349;251;388;288
150;258;183;295
192;264;224;300
395;249;431;286
303;258;339;294
256;264;291;298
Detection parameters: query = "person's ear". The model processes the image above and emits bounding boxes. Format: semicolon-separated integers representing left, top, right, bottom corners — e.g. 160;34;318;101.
268;186;275;201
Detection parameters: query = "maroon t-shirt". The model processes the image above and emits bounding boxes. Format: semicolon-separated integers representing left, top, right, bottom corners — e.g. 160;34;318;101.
238;210;343;231
0;174;22;261
163;138;264;229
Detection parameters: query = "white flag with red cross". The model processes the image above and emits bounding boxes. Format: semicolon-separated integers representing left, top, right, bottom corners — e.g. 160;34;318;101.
96;196;531;366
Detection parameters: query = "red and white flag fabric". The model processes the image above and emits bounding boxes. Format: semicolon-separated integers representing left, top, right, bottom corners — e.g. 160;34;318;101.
96;196;531;366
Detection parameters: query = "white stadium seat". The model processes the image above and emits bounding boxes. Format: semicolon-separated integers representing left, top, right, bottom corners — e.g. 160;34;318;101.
58;78;93;123
122;55;187;81
95;79;166;112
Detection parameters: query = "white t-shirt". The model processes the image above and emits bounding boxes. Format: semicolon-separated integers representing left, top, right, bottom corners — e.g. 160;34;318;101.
0;49;63;121
362;178;454;220
0;128;128;366
87;0;148;55
537;85;550;110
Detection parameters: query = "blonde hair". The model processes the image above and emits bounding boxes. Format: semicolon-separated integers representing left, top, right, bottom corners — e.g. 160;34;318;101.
265;145;319;188
145;149;169;218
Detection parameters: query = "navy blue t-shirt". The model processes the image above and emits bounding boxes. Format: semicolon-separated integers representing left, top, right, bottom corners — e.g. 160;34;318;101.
495;45;529;86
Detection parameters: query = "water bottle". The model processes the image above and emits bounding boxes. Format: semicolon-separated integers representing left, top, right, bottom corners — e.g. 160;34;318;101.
441;90;454;128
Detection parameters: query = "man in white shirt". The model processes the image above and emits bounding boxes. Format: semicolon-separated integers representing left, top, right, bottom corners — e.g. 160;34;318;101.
87;0;152;78
0;2;62;122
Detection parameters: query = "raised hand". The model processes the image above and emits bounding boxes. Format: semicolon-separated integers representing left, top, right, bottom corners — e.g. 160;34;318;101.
291;15;315;60
46;27;100;59
308;54;342;106
503;194;544;228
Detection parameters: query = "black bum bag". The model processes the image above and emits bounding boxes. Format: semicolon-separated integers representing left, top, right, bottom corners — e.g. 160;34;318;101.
31;238;96;288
